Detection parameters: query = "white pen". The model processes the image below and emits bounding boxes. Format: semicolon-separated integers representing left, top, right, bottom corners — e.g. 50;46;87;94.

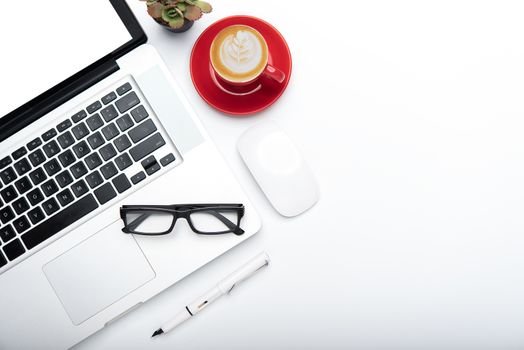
151;252;270;337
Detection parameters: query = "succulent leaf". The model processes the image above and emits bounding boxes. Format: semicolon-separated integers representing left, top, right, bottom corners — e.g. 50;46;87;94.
147;2;163;18
162;7;178;20
168;15;185;29
193;0;212;13
184;5;203;21
176;2;187;11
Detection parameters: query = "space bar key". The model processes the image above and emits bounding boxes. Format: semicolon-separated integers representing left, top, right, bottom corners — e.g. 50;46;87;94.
21;194;99;250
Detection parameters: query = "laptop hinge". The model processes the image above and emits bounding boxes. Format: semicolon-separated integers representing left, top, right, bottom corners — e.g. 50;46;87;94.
0;59;119;142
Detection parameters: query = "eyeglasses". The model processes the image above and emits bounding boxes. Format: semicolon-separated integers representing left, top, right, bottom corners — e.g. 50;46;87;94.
120;204;245;236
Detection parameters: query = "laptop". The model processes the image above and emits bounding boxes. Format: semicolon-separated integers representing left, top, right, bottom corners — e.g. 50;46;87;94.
0;1;261;348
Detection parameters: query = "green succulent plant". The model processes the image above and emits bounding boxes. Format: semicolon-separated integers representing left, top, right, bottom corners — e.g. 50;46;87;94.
142;0;212;29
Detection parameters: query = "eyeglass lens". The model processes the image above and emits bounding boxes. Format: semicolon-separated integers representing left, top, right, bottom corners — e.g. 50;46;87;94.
125;210;174;234
189;210;239;233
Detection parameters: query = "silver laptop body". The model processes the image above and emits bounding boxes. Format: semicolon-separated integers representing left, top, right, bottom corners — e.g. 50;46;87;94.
0;2;260;349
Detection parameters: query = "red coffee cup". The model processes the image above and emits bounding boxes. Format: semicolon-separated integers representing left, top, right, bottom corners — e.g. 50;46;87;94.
210;24;285;87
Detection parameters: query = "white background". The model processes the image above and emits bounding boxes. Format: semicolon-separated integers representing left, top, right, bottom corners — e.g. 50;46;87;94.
77;1;524;349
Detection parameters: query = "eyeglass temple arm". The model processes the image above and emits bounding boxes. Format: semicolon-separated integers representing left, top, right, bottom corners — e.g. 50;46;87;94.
125;212;152;232
204;210;244;235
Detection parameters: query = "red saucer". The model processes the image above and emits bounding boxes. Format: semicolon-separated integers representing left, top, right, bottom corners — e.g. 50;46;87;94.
190;15;292;116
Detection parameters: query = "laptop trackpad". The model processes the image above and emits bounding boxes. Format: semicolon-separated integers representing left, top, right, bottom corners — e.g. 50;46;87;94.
43;220;155;325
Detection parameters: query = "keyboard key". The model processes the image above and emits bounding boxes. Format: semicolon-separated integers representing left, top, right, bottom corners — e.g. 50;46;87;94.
141;155;156;169
55;170;73;188
27;207;45;225
130;105;149;123
56;189;74;206
102;123;119;141
15;176;32;194
116;114;134;132
28;149;46;167
129;133;165;161
29;168;47;186
0;156;12;170
102;91;117;105
1;185;17;203
43;140;60;158
27;137;42;151
129;119;157;143
22;194;99;250
41;179;59;196
112;173;131;194
0;207;15;224
58;149;76;167
12;147;27;160
130;171;146;184
13;216;30;234
70;161;88;179
12;197;30;215
72;122;89;140
57;131;75;149
85;153;102;170
42;198;60;215
101;105;119;122
42;128;57;142
94;182;117;205
71;179;89;198
100;161;118;179
13;158;31;176
160;153;176;166
116;82;132;96
115;92;140;113
0;206;15;224
71;110;87;123
43;158;61;176
0;225;16;243
87;131;105;149
99;144;117;161
86;171;103;189
146;162;160;175
72;140;90;158
13;197;29;215
57;119;72;132
27;188;44;205
0;252;6;268
0;167;17;184
3;238;25;260
114;134;131;152
115;153;132;171
86;100;102;114
86;113;104;131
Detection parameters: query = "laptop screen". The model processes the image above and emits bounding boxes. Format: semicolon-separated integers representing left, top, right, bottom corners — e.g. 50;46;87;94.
0;1;132;119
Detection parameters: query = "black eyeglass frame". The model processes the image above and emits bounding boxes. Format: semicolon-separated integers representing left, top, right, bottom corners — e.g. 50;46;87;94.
120;203;245;236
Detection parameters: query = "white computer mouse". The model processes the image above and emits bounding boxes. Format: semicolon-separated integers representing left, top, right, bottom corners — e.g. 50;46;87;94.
237;120;319;217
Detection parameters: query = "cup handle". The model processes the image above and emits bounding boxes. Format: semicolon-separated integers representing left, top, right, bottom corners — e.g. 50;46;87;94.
262;64;286;83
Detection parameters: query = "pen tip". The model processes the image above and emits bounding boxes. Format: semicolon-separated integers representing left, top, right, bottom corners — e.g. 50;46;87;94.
151;328;164;338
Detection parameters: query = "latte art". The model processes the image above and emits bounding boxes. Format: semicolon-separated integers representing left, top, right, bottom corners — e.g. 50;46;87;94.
210;25;268;83
220;30;262;73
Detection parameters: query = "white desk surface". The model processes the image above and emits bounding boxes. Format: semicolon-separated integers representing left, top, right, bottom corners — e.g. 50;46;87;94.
78;1;524;349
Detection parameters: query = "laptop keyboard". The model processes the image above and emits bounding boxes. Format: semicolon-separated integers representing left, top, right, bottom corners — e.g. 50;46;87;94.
0;78;180;272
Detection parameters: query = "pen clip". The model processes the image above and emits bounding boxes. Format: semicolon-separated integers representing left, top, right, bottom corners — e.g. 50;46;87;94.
226;260;269;294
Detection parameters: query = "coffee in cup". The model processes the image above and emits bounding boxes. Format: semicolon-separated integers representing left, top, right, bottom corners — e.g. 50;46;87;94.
210;25;285;86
